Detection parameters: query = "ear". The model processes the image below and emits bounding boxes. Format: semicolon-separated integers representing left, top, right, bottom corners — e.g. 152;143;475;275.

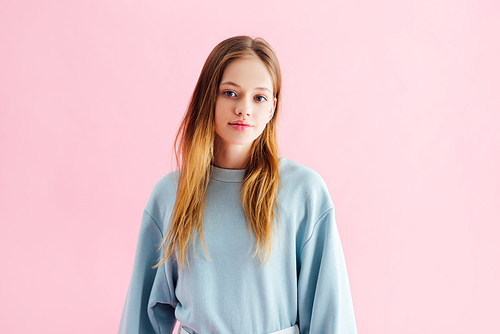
268;97;277;121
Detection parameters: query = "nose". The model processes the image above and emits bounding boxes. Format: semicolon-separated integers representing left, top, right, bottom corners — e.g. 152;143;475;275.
235;97;251;116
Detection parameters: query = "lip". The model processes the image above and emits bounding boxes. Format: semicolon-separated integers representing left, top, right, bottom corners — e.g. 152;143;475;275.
228;120;253;131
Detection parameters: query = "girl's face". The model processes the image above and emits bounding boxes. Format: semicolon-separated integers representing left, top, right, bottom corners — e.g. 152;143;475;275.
214;57;276;153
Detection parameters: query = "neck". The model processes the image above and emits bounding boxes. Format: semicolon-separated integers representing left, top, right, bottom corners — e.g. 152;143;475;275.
213;141;251;170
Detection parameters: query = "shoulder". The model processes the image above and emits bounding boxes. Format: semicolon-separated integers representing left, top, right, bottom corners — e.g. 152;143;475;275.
278;158;334;211
148;171;179;202
144;171;179;233
277;158;336;247
278;158;326;188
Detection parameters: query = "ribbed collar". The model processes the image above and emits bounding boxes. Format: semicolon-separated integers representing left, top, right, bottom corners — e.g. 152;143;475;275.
210;165;245;183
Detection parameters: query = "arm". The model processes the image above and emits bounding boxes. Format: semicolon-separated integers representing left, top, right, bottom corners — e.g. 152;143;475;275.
118;210;177;334
297;208;357;334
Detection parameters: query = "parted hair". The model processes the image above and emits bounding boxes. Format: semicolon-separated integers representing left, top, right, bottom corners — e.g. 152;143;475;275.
155;35;282;268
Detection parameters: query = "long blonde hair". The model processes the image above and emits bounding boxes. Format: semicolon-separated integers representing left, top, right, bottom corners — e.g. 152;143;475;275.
156;36;282;268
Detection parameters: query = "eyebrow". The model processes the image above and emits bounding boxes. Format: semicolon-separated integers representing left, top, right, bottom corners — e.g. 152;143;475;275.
219;81;272;95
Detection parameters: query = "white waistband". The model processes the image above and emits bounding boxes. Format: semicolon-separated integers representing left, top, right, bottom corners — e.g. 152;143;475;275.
178;324;299;334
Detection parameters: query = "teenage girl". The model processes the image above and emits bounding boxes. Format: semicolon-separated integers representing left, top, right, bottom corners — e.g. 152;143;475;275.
118;35;357;334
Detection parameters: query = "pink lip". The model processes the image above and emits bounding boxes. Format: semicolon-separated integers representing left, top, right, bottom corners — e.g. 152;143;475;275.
228;120;253;131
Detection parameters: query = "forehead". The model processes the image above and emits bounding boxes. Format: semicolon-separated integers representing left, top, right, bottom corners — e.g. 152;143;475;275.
220;57;273;92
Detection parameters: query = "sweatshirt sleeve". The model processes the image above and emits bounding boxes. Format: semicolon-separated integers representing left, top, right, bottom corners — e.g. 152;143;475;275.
297;208;357;334
118;210;178;334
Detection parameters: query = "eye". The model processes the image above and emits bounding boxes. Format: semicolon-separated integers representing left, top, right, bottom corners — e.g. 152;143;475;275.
222;90;237;98
254;95;268;102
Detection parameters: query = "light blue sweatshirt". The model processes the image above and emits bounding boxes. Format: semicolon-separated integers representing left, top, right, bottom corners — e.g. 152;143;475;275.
118;158;357;334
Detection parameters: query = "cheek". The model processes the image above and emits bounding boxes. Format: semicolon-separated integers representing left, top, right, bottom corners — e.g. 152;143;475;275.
256;108;272;125
215;99;230;116
214;101;225;123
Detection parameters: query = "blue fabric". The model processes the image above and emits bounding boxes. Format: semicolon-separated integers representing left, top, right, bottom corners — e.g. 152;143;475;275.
118;158;357;334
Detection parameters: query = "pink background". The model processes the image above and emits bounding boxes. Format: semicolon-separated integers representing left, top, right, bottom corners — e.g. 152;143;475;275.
1;1;499;333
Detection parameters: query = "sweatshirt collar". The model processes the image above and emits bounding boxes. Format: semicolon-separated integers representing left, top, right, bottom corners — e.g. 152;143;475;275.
210;165;245;183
